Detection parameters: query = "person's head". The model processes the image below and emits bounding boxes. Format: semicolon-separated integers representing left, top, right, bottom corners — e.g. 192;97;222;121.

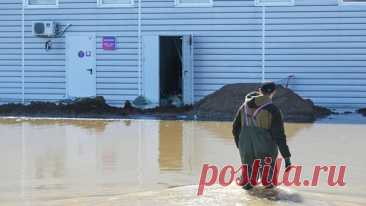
259;81;277;99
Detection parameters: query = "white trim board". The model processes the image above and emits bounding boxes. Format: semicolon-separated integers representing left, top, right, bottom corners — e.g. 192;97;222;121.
255;0;295;6
24;0;59;8
97;0;135;7
175;0;213;7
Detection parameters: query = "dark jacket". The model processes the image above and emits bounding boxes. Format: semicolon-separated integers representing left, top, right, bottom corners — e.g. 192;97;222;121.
232;92;291;159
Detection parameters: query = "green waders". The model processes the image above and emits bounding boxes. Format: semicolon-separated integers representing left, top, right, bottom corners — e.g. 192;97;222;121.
238;102;278;187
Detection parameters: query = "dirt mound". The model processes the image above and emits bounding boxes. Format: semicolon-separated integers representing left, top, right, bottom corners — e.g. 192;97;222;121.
0;89;332;122
0;97;191;119
0;96;122;117
194;83;332;122
61;96;119;114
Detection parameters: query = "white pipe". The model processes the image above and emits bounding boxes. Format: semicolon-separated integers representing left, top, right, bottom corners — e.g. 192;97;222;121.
261;6;266;83
191;34;194;104
137;0;142;96
22;1;25;104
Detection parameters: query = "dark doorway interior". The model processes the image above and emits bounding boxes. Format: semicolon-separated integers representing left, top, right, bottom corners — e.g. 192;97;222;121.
159;36;183;106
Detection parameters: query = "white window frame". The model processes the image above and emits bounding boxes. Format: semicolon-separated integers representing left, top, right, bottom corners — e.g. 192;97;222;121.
175;0;213;8
97;0;135;7
24;0;59;8
338;0;366;5
255;0;295;6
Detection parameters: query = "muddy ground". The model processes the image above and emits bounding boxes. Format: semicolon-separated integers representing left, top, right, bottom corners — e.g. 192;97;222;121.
0;84;333;122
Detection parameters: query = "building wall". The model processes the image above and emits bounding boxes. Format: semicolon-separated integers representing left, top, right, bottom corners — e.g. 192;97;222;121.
23;0;139;106
265;0;366;109
0;1;22;105
141;0;263;104
0;0;366;109
143;0;366;109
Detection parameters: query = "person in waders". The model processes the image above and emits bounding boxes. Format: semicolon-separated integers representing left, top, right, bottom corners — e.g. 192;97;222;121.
232;82;292;190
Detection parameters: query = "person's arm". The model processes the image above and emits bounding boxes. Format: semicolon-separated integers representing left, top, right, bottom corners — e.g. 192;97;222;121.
232;107;242;148
269;106;291;159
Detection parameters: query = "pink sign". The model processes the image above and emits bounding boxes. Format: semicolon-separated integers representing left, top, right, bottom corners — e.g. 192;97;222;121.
102;36;116;50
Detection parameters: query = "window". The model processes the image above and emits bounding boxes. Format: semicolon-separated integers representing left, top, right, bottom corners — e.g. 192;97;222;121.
340;0;366;5
255;0;294;6
98;0;134;7
175;0;213;7
25;0;58;8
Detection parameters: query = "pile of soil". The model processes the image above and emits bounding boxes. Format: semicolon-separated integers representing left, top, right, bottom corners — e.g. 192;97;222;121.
193;83;332;122
0;97;122;118
0;97;192;119
0;85;332;122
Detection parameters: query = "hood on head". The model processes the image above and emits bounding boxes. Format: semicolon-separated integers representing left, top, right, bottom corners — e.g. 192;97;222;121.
245;91;271;108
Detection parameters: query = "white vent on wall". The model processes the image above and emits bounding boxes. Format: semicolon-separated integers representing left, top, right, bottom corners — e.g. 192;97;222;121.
32;21;57;37
255;0;295;6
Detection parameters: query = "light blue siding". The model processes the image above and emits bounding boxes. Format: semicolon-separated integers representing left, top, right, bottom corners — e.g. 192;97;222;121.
0;1;22;104
21;0;139;106
141;0;264;106
0;0;365;109
265;0;366;108
141;0;366;109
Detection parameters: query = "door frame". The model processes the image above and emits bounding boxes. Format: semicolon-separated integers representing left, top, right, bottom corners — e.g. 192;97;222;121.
142;33;194;105
142;35;160;105
181;35;194;105
65;33;96;98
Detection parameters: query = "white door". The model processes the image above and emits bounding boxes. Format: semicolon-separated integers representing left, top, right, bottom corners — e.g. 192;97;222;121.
66;34;96;98
142;35;160;105
182;35;193;105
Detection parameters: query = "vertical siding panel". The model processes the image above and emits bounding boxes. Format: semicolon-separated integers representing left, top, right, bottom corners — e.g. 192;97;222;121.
265;0;366;109
0;0;365;109
23;0;139;106
142;0;263;101
0;1;22;104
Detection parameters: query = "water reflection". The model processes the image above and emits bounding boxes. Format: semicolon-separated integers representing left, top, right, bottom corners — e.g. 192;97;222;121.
159;122;183;171
0;117;365;205
0;118;311;192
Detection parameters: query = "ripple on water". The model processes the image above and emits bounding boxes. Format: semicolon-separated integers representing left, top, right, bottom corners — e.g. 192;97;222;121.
106;184;360;206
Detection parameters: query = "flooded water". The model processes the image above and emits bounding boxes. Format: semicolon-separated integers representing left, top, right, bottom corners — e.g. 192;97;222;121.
0;115;365;206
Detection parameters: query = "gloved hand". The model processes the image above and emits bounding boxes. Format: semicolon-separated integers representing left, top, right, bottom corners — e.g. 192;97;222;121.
284;157;292;172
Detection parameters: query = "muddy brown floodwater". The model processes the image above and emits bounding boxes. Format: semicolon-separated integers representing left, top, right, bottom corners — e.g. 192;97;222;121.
0;115;365;206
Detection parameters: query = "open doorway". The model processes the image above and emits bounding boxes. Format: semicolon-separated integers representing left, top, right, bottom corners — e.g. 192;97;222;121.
142;35;193;106
159;36;183;107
